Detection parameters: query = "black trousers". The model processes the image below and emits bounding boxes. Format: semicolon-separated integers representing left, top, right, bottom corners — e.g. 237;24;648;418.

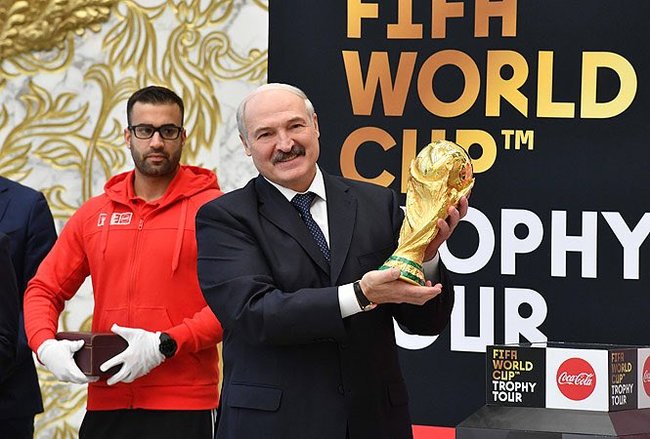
2;416;34;439
79;409;216;439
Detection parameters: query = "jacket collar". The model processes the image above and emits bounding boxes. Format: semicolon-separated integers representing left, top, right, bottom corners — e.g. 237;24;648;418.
263;166;327;204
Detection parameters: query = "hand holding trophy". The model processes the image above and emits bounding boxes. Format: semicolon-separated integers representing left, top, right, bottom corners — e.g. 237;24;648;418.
380;140;474;285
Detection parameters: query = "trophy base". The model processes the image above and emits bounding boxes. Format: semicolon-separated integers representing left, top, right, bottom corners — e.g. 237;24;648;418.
380;255;425;286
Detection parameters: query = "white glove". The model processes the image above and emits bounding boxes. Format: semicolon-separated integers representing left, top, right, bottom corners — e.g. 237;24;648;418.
100;324;165;386
38;338;96;384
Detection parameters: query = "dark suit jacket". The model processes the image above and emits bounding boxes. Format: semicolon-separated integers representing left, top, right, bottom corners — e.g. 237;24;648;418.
196;173;454;439
0;233;19;379
0;177;57;418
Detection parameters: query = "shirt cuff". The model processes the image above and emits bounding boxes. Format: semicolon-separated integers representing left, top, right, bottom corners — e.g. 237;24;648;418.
338;283;362;318
423;252;441;284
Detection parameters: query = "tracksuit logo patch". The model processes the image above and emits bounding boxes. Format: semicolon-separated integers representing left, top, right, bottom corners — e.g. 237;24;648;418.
98;212;134;227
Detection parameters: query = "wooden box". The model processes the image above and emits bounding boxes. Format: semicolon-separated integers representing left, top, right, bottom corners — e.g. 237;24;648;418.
55;332;128;377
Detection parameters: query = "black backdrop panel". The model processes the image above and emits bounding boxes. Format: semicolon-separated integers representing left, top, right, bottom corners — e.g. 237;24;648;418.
268;0;650;428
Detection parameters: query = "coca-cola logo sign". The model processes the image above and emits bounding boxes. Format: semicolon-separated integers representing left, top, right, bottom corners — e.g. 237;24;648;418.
643;356;650;397
556;357;596;401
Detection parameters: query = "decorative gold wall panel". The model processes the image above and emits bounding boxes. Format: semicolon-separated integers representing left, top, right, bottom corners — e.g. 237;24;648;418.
0;1;267;437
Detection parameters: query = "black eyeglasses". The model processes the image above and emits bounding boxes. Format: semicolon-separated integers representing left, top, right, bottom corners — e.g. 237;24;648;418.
128;124;183;140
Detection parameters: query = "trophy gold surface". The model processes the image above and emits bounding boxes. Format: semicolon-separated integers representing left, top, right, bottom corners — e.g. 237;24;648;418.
380;140;474;285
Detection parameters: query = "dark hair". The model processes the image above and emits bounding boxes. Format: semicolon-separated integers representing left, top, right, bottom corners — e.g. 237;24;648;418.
126;85;185;125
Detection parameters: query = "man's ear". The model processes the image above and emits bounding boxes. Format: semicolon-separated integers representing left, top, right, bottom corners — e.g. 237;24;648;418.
240;134;252;156
180;128;187;148
124;127;132;148
313;113;320;138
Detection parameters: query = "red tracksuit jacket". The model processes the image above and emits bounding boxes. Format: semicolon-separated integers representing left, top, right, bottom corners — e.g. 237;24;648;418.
25;165;223;410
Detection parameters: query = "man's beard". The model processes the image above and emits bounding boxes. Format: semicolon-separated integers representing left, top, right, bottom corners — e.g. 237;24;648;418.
131;146;181;177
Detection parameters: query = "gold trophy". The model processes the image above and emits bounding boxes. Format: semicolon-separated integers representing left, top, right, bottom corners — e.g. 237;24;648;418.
380;140;474;285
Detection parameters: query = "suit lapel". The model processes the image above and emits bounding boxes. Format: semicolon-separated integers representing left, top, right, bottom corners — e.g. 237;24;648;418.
324;174;356;285
255;177;330;275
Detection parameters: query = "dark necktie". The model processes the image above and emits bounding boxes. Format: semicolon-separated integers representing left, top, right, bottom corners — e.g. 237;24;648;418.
291;192;330;262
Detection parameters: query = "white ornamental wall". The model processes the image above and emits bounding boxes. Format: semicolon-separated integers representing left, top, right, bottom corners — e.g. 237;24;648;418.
0;1;267;437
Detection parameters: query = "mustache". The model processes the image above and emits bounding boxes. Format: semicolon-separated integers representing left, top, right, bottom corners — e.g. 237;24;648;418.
271;145;305;164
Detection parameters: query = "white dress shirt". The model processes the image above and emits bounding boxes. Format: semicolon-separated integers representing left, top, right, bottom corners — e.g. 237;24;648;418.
266;166;440;318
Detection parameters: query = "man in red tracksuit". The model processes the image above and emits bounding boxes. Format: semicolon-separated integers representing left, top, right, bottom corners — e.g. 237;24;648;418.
24;86;223;439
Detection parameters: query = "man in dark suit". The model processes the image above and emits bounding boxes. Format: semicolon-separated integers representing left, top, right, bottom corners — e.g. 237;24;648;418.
0;232;19;378
196;83;468;439
0;176;57;438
